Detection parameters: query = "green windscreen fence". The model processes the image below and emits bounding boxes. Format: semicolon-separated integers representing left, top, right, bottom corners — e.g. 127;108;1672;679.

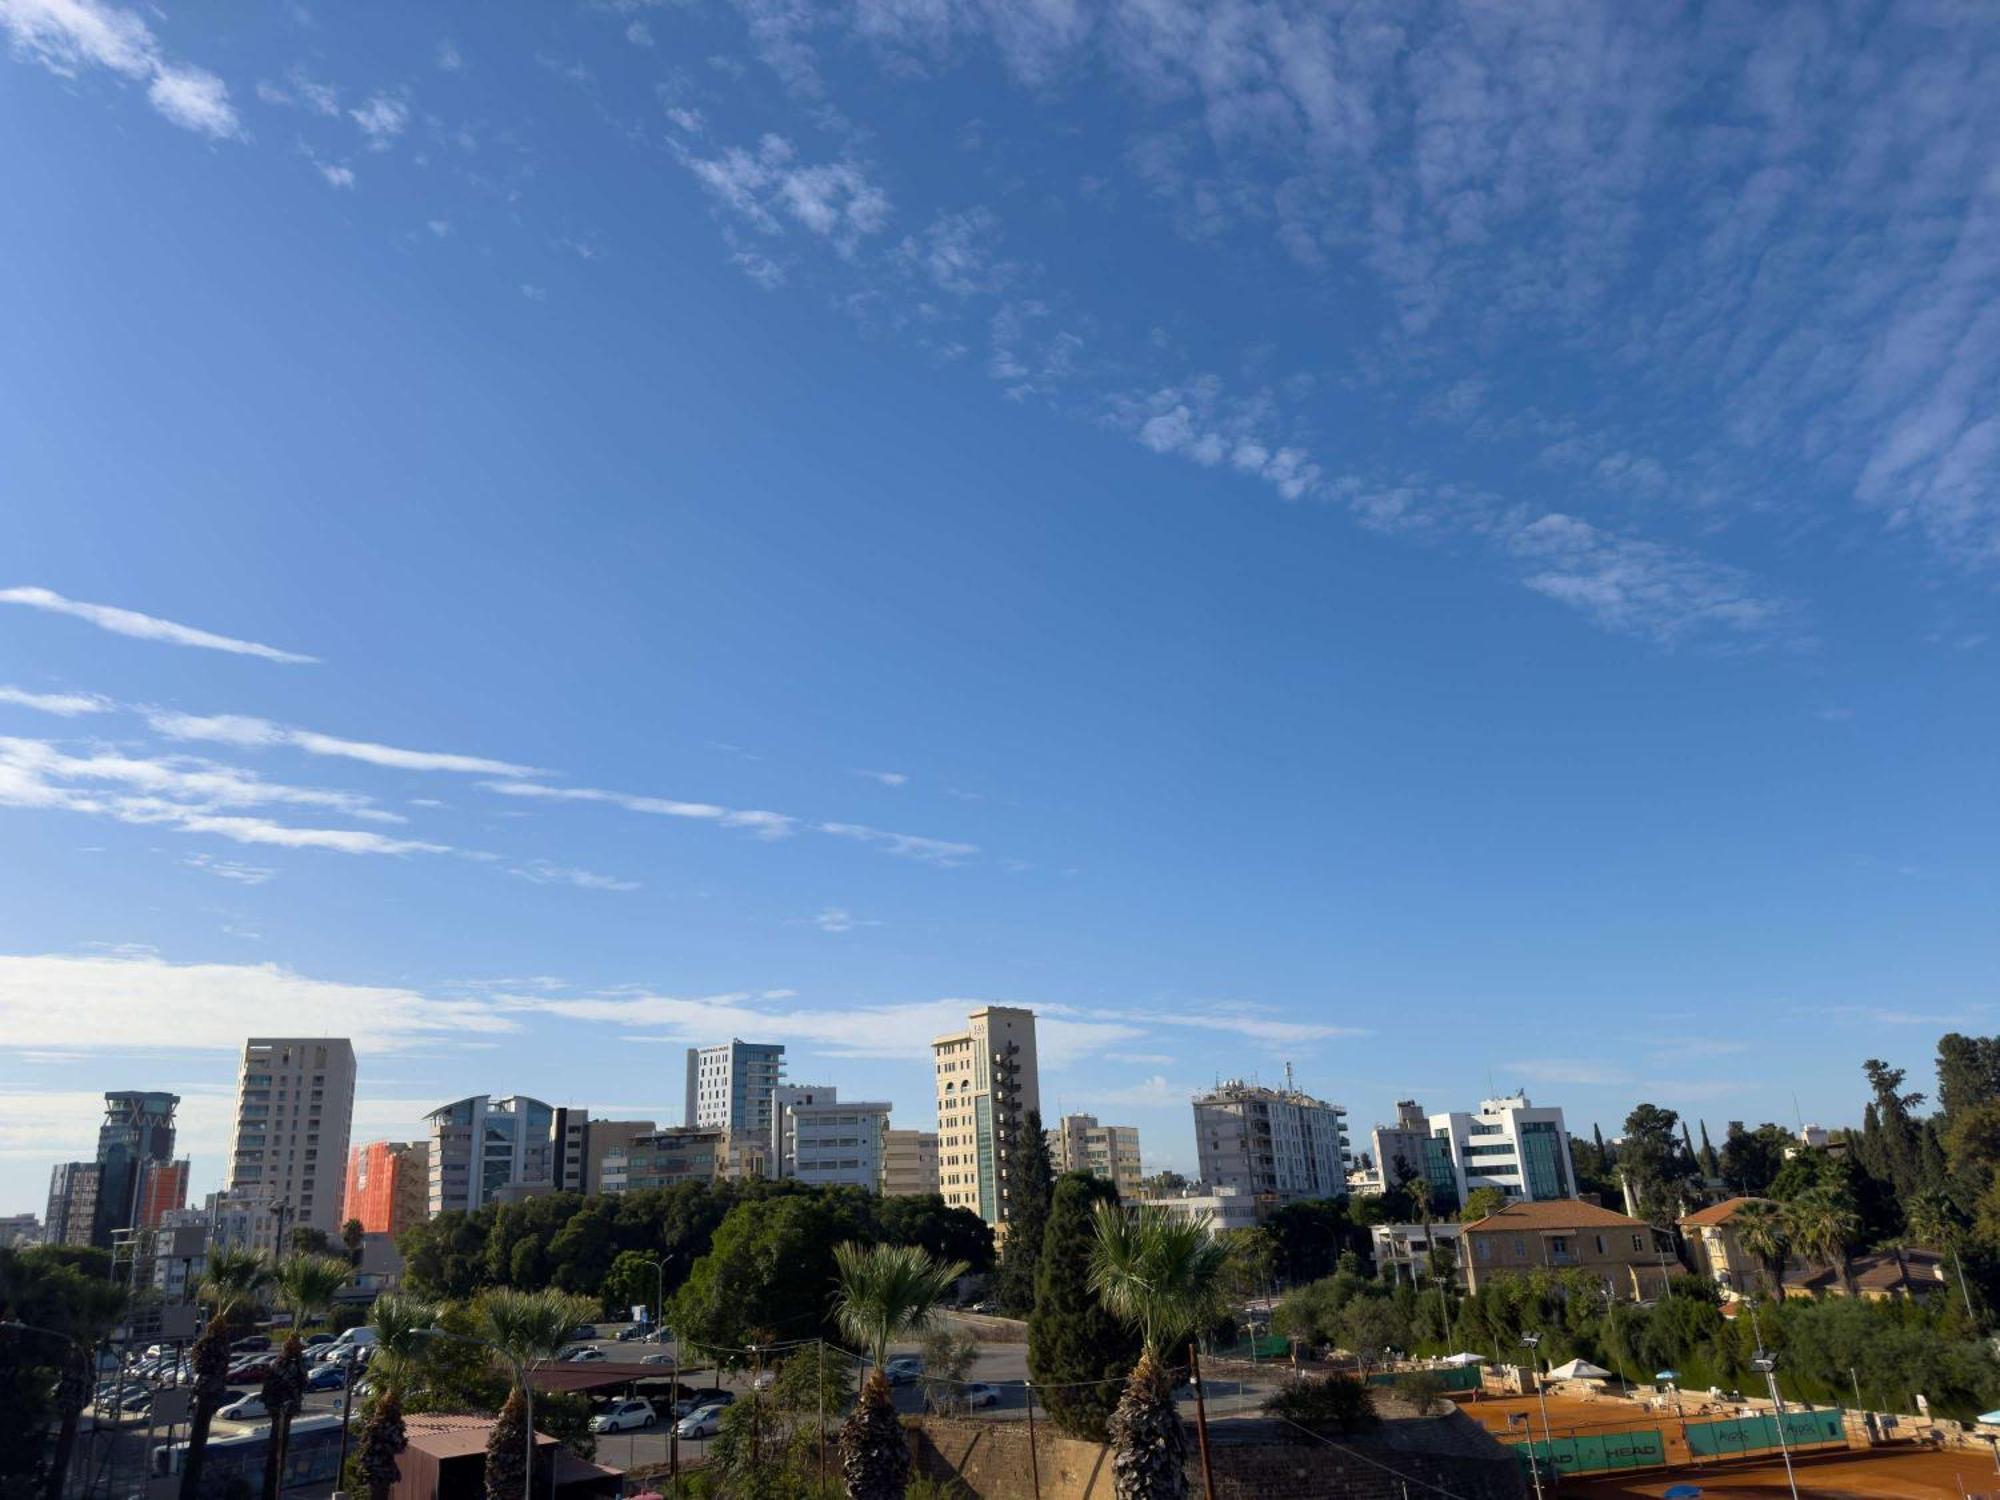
1511;1430;1666;1476
1684;1406;1846;1457
1366;1366;1482;1391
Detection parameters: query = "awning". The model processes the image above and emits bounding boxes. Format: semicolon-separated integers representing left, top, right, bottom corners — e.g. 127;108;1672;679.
1439;1352;1487;1367
1548;1358;1611;1380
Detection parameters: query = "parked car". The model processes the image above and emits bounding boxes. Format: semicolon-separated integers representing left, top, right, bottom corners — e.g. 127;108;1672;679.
228;1359;277;1383
639;1353;676;1366
752;1369;777;1391
676;1405;726;1439
589;1398;657;1433
217;1395;270;1422
564;1346;607;1363
615;1323;654;1342
962;1383;1001;1409
305;1365;347;1392
569;1325;601;1342
229;1335;272;1353
674;1389;733;1417
302;1332;335;1347
884;1358;922;1386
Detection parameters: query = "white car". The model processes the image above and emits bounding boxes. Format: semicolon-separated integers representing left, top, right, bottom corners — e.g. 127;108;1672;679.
962;1383;1001;1409
217;1395;270;1422
676;1404;725;1439
589;1399;657;1433
564;1346;608;1363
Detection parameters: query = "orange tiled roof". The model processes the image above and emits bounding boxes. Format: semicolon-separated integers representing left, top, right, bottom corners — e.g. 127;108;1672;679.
1462;1198;1649;1232
1680;1196;1772;1228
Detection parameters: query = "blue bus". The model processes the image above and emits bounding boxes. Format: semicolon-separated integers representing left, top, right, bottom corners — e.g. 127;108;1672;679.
151;1414;346;1494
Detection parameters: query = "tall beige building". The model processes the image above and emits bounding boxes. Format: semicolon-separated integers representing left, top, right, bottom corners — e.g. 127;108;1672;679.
880;1128;940;1196
226;1037;357;1251
1051;1114;1143;1198
932;1005;1039;1228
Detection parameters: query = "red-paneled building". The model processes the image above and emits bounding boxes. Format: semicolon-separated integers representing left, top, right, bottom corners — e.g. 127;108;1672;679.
341;1140;429;1236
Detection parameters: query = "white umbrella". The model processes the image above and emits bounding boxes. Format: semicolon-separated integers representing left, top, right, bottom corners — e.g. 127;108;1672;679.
1548;1358;1612;1380
1440;1352;1488;1367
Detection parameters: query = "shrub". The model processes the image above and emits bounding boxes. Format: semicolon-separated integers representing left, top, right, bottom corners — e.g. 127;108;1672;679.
1392;1370;1448;1413
1264;1375;1378;1433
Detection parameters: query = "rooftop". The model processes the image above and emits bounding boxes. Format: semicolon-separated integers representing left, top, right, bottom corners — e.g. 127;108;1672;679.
1462;1198;1649;1232
1680;1195;1773;1228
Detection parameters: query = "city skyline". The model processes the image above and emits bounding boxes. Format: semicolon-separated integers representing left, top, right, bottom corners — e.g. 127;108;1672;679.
5;0;1997;1218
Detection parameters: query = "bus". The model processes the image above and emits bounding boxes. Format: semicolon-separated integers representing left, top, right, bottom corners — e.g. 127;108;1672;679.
150;1414;347;1494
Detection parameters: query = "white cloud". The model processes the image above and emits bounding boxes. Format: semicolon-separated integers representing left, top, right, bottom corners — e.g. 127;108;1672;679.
427;218;451;238
0;950;517;1054
815;821;977;865
317;161;355;190
626;20;653;47
854;768;908;787
808;907;879;933
520;284;548;302
0;736;447;856
349;92;409;145
507;860;640;893
182;852;277;885
148;710;540;776
256;64;338;116
434;39;463;73
0;685;110;716
0;0;239;137
0;586;313;661
683;134;891;256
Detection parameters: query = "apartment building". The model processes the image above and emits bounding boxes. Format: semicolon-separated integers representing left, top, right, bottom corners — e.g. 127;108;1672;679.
769;1085;890;1190
44;1161;100;1247
134;1158;191;1229
1423;1094;1575;1206
1351;1100;1431;1194
1459;1198;1682;1300
1050;1114;1144;1197
685;1039;786;1139
933;1005;1040;1228
880;1129;940;1197
225;1038;357;1248
1192;1080;1349;1215
341;1140;432;1237
578;1119;658;1194
45;1091;183;1249
0;1212;40;1247
1131;1181;1263;1233
425;1095;557;1215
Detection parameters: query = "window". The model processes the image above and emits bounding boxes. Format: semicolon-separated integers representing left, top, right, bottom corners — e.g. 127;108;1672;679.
1594;1235;1606;1254
1632;1235;1645;1252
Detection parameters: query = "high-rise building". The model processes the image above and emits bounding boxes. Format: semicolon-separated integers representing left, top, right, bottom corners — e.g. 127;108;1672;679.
1423;1095;1575;1206
425;1095;556;1215
44;1161;101;1247
1050;1114;1144;1198
341;1141;431;1236
769;1085;891;1191
880;1129;940;1197
553;1107;590;1193
1351;1100;1431;1194
135;1158;191;1229
1192;1080;1349;1215
225;1038;357;1250
932;1005;1040;1228
685;1040;786;1139
0;1212;40;1247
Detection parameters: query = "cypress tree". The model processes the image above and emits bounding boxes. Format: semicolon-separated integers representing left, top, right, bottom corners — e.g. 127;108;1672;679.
1028;1172;1141;1441
1698;1120;1719;1179
997;1110;1055;1314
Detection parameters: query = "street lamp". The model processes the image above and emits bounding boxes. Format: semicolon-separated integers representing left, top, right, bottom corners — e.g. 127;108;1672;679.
1520;1333;1557;1493
1750;1350;1800;1500
635;1253;676;1333
418;1326;535;1500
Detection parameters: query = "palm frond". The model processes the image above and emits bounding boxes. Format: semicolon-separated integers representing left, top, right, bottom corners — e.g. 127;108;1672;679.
831;1241;968;1370
1087;1202;1229;1361
474;1287;596;1375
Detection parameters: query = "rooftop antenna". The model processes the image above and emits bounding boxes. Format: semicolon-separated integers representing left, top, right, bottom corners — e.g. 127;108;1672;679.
1285;1060;1295;1093
1792;1091;1806;1135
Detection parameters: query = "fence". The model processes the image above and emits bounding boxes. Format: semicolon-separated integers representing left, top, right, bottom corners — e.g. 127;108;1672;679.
1511;1429;1666;1478
1684;1405;1846;1458
1366;1366;1482;1393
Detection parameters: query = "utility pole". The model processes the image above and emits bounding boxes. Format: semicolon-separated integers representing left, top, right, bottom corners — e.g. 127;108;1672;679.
1025;1381;1043;1500
1752;1350;1801;1500
1188;1344;1216;1500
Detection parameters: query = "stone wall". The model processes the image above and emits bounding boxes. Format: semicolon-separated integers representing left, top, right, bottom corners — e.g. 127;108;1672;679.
910;1413;1526;1500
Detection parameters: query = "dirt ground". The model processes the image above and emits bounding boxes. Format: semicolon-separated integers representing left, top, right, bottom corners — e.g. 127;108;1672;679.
1453;1388;2000;1498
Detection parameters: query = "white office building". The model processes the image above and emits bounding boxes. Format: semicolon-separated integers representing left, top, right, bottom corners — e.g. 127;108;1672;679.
769;1085;890;1190
1423;1094;1575;1205
425;1095;557;1215
1192;1080;1349;1215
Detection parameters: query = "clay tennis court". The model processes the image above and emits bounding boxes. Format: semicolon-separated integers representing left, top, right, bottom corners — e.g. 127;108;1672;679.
1453;1389;2000;1497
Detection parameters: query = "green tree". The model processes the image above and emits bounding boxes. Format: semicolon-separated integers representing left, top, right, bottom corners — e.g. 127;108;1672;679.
1459;1187;1508;1223
1028;1173;1141;1440
918;1327;980;1414
873;1193;996;1274
1938;1034;2000;1123
1719;1123;1790;1196
831;1242;966;1500
1697;1121;1720;1179
673;1192;876;1354
180;1247;273;1500
0;1245;127;1498
475;1288;594;1498
1620;1104;1697;1226
1264;1199;1350;1283
1730;1200;1790;1301
1789;1186;1862;1295
997;1110;1055;1314
262;1254;351;1500
1089;1204;1229;1500
341;1218;366;1266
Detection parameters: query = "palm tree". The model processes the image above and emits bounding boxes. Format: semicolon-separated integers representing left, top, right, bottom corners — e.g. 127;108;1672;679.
1088;1203;1231;1500
356;1292;440;1500
180;1247;273;1500
1408;1175;1435;1285
1730;1201;1790;1301
830;1242;968;1500
473;1288;595;1500
261;1255;353;1500
1788;1188;1862;1297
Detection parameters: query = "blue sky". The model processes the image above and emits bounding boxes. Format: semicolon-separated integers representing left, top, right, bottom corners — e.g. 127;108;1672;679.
2;0;1997;1215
